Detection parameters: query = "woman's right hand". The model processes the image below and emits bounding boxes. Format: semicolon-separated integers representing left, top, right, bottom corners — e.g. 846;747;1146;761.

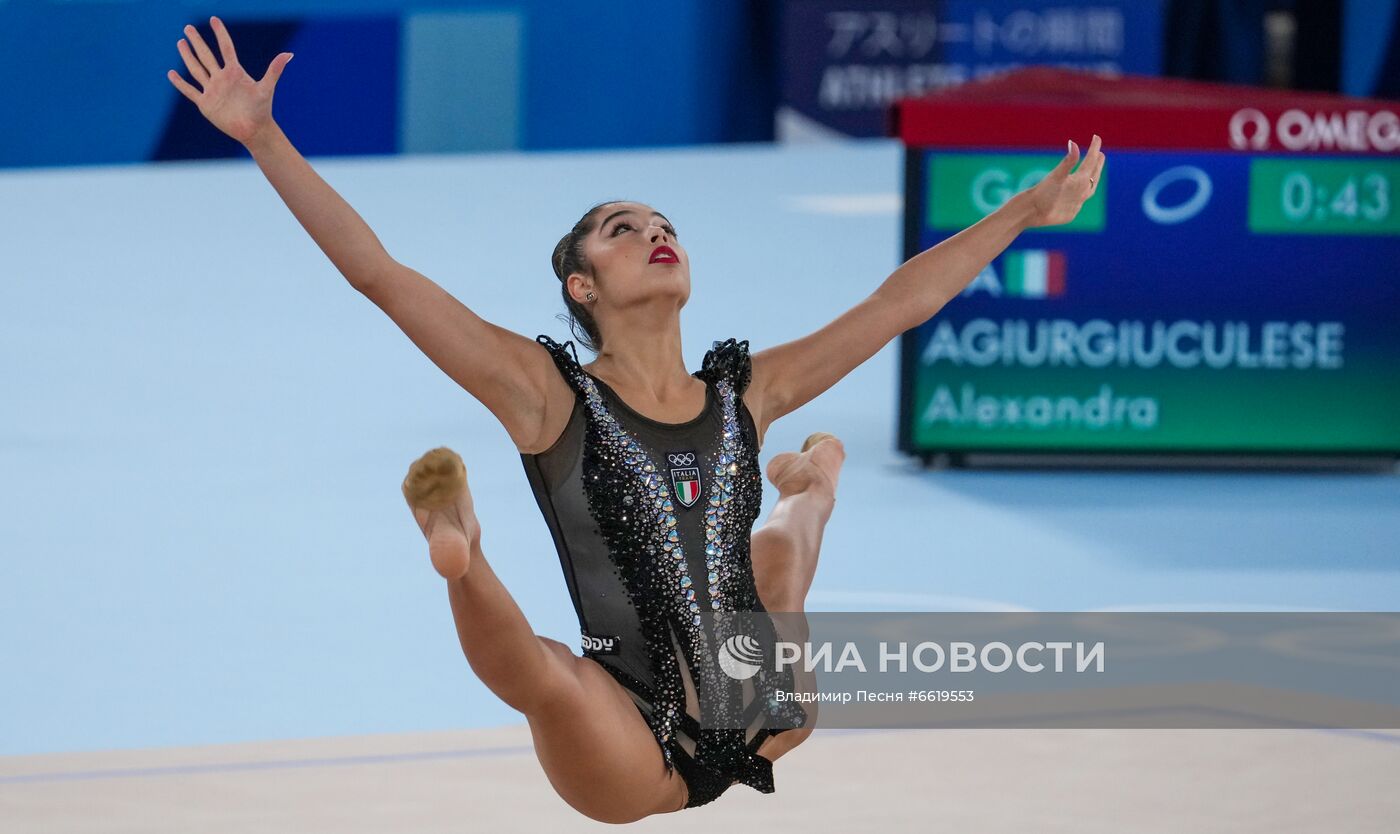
166;16;293;147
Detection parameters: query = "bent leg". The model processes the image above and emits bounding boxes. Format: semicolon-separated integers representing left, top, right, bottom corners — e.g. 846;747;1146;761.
527;647;693;820
751;432;844;614
403;448;687;822
403;448;571;714
748;433;845;764
440;541;578;715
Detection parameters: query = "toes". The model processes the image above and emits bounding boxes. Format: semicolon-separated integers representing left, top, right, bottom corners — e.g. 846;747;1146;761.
766;434;846;490
400;448;476;578
403;447;466;511
802;433;846;471
814;438;845;468
765;451;799;486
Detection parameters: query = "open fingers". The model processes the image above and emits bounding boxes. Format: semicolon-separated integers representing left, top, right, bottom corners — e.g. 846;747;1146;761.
1084;135;1105;180
166;69;202;103
1072;135;1100;176
1075;135;1105;190
177;39;208;83
210;16;240;68
258;52;294;90
1089;139;1107;182
183;22;221;74
1047;139;1080;181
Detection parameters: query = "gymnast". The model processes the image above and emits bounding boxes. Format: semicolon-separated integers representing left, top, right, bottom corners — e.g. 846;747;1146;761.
167;16;1104;822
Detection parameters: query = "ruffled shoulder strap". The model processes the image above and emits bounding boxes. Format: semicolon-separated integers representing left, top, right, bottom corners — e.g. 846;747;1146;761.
535;334;585;391
694;338;752;398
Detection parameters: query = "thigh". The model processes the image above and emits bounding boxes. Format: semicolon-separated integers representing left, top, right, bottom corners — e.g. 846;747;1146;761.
749;524;797;613
749;530;819;764
525;638;688;823
749;512;824;614
754;645;819;765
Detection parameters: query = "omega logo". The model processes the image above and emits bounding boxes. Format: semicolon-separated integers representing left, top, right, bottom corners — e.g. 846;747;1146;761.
1229;108;1271;150
1229;107;1400;153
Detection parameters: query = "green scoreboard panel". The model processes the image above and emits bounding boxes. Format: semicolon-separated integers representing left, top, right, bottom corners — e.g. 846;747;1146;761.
900;149;1400;459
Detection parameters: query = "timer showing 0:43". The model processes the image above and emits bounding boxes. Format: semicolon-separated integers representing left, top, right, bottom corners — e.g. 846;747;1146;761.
1249;159;1399;236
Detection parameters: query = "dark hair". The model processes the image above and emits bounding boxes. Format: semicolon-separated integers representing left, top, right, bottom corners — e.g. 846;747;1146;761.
552;200;624;354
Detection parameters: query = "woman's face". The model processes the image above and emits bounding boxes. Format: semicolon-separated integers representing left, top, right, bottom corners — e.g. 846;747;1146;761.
573;201;690;312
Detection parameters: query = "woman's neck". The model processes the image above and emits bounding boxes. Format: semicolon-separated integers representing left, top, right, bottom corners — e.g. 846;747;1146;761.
585;316;695;399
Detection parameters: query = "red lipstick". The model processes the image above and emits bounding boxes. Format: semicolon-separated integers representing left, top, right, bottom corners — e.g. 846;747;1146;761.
649;245;679;264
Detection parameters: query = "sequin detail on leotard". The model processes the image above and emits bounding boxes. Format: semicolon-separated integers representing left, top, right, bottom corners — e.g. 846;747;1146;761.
521;335;807;808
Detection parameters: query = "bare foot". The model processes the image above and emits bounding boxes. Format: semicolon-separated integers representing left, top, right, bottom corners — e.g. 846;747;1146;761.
764;431;845;500
401;447;479;580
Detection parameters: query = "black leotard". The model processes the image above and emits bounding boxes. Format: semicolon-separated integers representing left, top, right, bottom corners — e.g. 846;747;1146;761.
519;335;807;808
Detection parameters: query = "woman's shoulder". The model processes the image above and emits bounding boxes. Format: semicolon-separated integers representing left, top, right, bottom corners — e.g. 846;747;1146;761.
518;334;586;457
534;333;591;389
535;333;580;366
695;337;752;396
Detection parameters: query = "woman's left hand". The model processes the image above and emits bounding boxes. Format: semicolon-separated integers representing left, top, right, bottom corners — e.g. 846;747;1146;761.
1025;135;1105;228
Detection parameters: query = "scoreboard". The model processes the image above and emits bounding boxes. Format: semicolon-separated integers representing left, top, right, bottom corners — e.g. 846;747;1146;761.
895;70;1400;461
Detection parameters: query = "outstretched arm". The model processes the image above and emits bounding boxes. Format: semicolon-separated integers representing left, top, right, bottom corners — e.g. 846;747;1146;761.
746;136;1105;439
168;17;564;453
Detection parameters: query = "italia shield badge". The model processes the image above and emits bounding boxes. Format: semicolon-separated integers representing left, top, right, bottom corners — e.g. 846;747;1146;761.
667;450;702;508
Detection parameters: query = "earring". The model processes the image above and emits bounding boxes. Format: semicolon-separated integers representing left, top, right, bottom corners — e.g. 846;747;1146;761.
585;291;596;302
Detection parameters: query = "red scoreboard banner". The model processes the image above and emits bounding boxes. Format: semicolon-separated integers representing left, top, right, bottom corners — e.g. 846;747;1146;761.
892;67;1400;154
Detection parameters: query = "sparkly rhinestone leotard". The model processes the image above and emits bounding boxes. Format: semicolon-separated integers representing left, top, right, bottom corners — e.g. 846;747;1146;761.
519;334;807;809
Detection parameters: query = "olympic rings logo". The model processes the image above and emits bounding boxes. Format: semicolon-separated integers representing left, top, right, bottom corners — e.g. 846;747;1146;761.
668;452;696;466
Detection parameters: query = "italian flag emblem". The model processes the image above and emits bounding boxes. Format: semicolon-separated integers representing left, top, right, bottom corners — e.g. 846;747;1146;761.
1003;250;1066;298
667;450;702;508
673;472;701;507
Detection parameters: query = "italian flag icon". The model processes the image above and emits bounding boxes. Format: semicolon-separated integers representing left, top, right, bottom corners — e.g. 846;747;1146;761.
674;475;700;505
670;466;701;507
1003;250;1066;298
